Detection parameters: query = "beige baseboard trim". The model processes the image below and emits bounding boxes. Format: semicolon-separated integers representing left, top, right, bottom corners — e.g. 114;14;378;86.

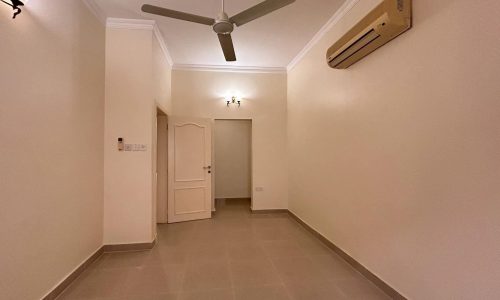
43;239;156;299
42;246;104;300
251;208;289;214
287;210;407;300
103;239;156;252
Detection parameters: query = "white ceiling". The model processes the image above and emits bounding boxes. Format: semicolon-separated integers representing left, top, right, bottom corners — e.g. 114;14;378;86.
93;0;346;68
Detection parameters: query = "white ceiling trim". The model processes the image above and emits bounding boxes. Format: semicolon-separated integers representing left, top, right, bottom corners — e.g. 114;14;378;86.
106;18;173;66
106;17;155;30
82;0;106;25
153;26;174;66
286;0;359;72
172;64;287;74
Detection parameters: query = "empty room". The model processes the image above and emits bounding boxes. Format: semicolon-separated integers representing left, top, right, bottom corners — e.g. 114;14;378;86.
1;0;499;299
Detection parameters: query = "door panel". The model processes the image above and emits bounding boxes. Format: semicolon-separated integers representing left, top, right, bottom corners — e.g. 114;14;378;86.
168;117;212;223
174;188;206;214
174;124;206;181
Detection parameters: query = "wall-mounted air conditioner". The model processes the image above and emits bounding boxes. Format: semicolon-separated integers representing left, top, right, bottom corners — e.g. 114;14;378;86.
327;0;412;69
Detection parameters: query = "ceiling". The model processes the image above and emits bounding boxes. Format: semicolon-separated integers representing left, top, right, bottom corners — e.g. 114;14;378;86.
93;0;346;68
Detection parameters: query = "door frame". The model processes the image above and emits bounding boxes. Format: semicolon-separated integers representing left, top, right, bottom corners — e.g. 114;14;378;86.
155;107;168;224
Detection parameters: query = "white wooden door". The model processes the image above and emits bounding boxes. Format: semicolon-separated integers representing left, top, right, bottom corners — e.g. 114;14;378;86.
168;117;212;223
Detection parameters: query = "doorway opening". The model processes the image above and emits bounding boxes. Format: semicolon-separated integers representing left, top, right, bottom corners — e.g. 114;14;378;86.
156;109;168;224
214;119;252;213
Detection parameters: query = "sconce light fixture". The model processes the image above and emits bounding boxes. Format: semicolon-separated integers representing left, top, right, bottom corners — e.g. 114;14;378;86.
227;96;241;107
1;0;24;19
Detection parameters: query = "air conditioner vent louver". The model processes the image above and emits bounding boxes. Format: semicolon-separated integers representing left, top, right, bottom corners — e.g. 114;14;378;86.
329;29;380;68
327;0;412;69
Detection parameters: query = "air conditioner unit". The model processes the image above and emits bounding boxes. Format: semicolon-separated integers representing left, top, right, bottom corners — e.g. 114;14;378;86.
326;0;412;69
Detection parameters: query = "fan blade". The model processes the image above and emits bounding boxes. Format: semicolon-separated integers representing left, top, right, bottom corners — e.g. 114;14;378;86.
230;0;295;26
218;34;236;61
141;4;215;26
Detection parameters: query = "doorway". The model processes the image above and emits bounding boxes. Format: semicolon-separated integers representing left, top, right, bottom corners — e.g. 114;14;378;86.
214;119;252;211
156;109;168;224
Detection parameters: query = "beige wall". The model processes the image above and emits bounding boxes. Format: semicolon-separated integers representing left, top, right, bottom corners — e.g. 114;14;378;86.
153;39;172;114
214;120;252;199
104;27;155;244
287;0;500;299
172;70;288;210
104;24;172;244
0;1;105;299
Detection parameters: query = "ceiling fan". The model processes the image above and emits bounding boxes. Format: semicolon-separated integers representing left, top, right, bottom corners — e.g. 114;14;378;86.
141;0;296;62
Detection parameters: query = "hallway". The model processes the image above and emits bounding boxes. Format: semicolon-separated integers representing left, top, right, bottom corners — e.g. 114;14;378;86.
58;199;389;299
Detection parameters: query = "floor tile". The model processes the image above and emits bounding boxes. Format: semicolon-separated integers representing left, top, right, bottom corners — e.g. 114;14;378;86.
271;257;329;283
234;285;291;300
179;289;234;300
147;246;190;266
284;280;346;300
261;240;306;259
254;227;292;241
186;242;228;263
309;254;363;280
296;236;333;256
123;293;179;300
56;199;391;300
334;278;391;300
126;264;185;295
228;241;267;261
229;258;282;287
57;268;131;299
95;251;150;269
182;261;232;292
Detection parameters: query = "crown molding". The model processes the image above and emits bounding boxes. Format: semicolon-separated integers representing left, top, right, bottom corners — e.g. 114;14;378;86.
105;18;173;66
152;25;174;66
287;0;359;72
172;64;287;74
106;18;155;30
82;0;106;25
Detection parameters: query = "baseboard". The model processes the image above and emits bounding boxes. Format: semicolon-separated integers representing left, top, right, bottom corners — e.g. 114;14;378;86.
103;239;156;252
287;210;407;300
251;208;289;214
43;239;156;299
42;246;104;300
42;212;405;299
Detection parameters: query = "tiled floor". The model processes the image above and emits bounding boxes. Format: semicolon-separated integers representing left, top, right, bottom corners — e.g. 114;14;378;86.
58;199;390;300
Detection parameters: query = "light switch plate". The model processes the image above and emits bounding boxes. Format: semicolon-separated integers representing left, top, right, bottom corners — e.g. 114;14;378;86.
123;144;147;152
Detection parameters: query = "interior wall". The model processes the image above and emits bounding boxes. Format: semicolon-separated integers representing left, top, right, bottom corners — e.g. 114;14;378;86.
0;1;105;299
153;38;172;113
104;27;156;245
214;120;252;199
287;0;500;299
172;70;288;210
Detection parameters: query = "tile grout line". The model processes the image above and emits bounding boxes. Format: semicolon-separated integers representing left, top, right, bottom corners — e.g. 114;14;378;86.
266;248;294;300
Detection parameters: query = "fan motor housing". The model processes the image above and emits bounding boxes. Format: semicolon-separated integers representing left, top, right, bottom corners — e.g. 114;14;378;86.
213;12;234;34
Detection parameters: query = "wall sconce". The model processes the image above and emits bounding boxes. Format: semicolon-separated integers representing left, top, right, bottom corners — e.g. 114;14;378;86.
227;96;241;107
1;0;24;19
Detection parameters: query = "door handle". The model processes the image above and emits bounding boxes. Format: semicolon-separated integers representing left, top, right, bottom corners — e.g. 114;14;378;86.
203;166;212;169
